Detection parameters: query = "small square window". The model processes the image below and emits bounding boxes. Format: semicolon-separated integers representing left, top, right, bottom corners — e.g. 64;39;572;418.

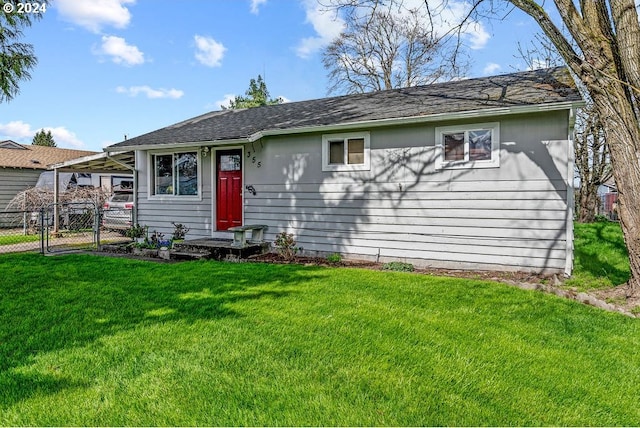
322;132;370;171
435;123;500;170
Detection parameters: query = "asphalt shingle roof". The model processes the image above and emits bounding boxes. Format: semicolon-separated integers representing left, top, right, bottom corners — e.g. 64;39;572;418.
108;67;582;149
0;141;97;169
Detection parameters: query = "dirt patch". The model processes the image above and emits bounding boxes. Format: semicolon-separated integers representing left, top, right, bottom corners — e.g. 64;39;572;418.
590;286;640;315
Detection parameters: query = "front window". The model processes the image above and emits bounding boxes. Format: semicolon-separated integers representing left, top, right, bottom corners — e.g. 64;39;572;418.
322;132;370;171
152;152;199;196
436;123;500;169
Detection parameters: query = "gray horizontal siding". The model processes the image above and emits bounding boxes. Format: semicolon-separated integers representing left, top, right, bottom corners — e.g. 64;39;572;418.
133;110;571;273
244;177;568;273
0;168;41;210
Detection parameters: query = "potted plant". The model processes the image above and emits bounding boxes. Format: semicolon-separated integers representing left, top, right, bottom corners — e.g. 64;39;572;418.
125;224;147;243
171;222;190;245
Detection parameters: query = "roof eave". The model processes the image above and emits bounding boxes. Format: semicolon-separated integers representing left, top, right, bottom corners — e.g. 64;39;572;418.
104;138;249;153
106;99;585;150
49;150;135;172
249;100;586;141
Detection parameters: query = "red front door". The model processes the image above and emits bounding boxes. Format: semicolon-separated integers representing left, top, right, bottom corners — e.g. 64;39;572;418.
216;149;243;230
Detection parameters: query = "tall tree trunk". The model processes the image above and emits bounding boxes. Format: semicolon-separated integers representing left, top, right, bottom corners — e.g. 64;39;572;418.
590;85;640;297
576;184;599;223
510;0;640;296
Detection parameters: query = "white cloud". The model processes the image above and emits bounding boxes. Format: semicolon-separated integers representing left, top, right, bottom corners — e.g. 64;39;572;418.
0;120;85;149
47;127;85;149
116;85;184;99
296;1;345;58
194;35;226;68
95;35;145;66
0;120;33;139
214;94;236;109
250;0;267;14
465;20;490;50
483;63;501;75
297;0;489;58
56;0;135;33
412;0;490;50
528;58;552;71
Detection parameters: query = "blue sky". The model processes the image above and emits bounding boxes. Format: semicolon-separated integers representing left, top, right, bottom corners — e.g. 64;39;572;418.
0;0;544;152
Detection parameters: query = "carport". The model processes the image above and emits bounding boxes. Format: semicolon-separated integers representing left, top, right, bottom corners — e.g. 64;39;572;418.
48;151;136;231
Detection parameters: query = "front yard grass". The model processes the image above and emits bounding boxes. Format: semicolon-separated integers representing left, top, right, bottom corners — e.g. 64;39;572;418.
1;252;639;426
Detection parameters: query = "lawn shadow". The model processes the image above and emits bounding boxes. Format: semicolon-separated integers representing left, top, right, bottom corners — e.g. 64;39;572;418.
0;253;323;409
572;222;630;286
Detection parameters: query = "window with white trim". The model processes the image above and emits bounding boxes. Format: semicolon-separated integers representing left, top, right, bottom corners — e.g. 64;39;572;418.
322;132;371;171
151;151;199;196
435;122;500;169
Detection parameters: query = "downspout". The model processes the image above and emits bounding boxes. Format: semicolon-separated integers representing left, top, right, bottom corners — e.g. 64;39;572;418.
565;107;576;277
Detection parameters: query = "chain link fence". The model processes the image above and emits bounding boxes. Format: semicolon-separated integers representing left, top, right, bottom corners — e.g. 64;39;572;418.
0;203;132;254
0;210;43;254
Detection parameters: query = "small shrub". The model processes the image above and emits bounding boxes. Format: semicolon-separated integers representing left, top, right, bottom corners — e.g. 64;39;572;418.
326;253;342;264
125;224;146;239
274;231;301;261
171;222;190;240
382;261;415;272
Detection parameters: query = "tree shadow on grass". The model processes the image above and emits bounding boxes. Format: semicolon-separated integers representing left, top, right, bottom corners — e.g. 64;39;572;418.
0;253;323;410
572;222;630;286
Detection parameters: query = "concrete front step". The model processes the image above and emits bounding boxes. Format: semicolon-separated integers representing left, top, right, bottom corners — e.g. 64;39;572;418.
171;239;270;261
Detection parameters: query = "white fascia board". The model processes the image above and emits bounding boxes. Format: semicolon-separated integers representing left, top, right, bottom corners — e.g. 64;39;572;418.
48;151;110;169
104;138;249;153
249;101;586;141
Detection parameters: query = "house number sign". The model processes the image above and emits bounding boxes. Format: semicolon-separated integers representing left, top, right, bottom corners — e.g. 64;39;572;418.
245;142;262;168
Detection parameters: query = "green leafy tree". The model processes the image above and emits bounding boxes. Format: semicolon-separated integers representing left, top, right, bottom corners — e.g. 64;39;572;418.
32;129;56;147
223;75;283;109
0;1;46;103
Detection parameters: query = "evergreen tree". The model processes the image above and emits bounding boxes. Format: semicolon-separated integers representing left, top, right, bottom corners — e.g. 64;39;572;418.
223;75;283;109
32;129;56;147
0;1;47;102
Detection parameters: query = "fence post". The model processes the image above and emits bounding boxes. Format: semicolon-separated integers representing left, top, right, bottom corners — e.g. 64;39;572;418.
39;208;45;254
94;205;101;251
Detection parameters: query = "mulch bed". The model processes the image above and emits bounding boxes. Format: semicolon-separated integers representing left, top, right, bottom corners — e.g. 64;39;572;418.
250;253;556;283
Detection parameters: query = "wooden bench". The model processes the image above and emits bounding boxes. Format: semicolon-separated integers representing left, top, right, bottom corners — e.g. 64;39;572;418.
228;224;269;248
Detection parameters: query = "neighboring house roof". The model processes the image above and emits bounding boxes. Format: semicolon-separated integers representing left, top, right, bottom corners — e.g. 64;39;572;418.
0;141;97;169
107;66;583;151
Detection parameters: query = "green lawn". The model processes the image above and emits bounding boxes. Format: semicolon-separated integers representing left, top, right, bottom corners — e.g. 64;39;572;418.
1;252;639;426
0;233;40;246
567;221;630;289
